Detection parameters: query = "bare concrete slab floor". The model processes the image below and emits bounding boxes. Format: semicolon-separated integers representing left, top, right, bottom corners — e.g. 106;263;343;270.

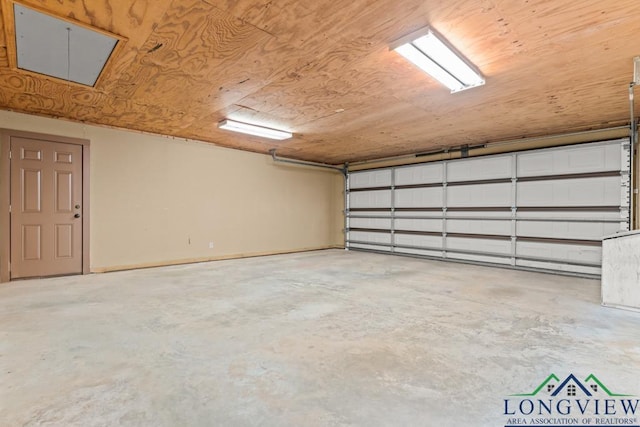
1;250;639;426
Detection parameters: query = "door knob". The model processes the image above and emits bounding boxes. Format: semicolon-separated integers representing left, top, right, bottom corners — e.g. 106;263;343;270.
74;213;81;218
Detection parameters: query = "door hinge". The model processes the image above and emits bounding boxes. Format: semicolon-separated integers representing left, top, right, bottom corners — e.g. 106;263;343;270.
8;150;11;159
8;205;11;213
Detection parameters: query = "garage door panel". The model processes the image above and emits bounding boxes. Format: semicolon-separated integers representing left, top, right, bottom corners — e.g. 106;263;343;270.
516;259;601;276
350;190;392;208
447;219;511;235
447;156;512;181
395;218;442;232
516;221;622;240
447;211;511;219
395;163;443;185
349;170;392;188
395;187;443;208
517;142;623;177
394;247;443;258
517;177;622;207
516;241;601;264
447;183;512;207
395;234;443;249
349;231;391;245
516;211;624;220
447;237;512;255
395;212;442;218
447;253;511;265
349;218;392;230
349;243;392;252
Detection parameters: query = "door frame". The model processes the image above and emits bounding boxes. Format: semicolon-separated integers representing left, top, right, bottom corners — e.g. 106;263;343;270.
0;129;90;282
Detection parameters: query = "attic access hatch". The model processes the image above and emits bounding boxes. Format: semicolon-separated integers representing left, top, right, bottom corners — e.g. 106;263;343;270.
3;1;126;87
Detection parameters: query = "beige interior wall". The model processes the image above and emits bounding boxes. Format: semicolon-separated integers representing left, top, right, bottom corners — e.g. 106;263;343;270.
0;110;344;272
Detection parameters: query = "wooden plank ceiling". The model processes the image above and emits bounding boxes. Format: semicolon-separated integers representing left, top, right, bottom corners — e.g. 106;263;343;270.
0;0;638;164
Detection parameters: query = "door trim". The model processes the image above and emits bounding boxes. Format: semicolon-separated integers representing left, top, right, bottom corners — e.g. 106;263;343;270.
0;129;90;282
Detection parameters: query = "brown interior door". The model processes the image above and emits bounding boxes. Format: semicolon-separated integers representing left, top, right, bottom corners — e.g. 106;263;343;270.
10;137;83;279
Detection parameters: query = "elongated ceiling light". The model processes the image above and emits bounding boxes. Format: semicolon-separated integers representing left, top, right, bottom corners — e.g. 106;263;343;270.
391;28;484;93
218;119;292;140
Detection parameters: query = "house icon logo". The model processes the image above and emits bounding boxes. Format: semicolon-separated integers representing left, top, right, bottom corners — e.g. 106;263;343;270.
511;373;632;398
503;373;639;426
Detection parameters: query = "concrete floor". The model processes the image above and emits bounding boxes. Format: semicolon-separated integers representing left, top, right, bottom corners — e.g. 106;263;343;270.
1;249;639;426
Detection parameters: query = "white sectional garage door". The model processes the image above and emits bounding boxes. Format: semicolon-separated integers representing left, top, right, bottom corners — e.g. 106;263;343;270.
346;139;630;276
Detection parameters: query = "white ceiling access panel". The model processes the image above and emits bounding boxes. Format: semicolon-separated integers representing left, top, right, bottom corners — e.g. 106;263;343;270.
13;3;118;86
346;139;630;277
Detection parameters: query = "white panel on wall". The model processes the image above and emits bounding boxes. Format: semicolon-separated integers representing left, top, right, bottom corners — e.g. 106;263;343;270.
446;237;512;255
349;170;392;188
447;183;512;207
395;187;443;208
395;163;443;185
394;218;443;232
516;221;622;240
517;142;624;177
349;231;391;245
349;218;392;230
447;155;512;181
395;233;443;249
447;219;511;236
517;177;622;207
516;241;602;264
350;190;392;208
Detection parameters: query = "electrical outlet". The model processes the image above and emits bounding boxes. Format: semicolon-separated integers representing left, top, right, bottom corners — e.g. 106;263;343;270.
208;241;214;249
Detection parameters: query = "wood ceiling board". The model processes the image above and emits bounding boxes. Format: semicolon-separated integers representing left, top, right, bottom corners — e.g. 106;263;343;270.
0;0;639;163
234;8;523;134
111;0;324;121
319;91;629;163
501;1;640;44
0;3;8;67
281;74;632;163
0;47;7;68
216;0;425;48
199;0;495;125
234;42;441;130
0;68;202;134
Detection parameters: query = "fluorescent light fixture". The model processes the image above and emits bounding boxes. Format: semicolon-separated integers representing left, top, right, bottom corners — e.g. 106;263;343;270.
218;119;292;140
391;28;485;93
